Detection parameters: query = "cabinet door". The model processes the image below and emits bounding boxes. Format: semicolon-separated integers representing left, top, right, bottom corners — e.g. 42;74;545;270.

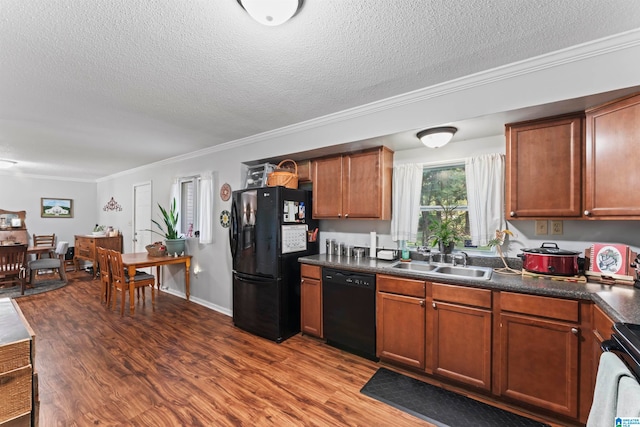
343;149;391;219
300;276;322;338
498;313;579;418
430;301;492;391
506;114;583;218
377;292;425;369
312;156;343;218
585;93;640;218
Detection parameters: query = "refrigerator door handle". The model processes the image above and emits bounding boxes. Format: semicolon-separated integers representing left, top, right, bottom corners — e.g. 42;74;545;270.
229;199;239;259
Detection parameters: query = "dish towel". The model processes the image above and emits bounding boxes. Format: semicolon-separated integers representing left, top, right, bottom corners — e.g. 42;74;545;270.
617;375;640;418
587;351;639;426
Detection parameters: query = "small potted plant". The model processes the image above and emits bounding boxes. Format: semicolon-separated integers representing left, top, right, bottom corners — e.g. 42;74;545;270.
149;199;185;255
427;205;465;254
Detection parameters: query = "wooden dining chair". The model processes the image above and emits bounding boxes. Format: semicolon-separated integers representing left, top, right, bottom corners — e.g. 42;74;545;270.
0;245;28;295
96;247;111;306
108;249;155;316
32;234;56;259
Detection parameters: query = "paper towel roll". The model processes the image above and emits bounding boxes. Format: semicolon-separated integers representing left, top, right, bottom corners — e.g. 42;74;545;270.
370;231;377;258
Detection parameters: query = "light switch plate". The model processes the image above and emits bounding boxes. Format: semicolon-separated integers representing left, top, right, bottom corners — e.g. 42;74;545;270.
551;220;563;235
535;220;548;235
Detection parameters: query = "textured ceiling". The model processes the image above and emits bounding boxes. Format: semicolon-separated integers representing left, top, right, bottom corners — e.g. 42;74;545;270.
2;0;640;180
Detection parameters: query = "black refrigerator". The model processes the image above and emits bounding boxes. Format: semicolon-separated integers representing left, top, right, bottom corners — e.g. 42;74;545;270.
229;186;319;343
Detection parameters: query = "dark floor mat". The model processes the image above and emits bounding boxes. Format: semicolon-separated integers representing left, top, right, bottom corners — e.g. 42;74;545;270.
360;368;550;427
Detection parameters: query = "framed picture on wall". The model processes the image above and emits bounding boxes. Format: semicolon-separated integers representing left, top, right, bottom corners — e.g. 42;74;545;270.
41;198;73;218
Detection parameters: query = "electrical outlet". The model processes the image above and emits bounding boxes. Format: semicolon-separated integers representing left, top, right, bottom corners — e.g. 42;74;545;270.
551;220;563;235
535;220;548;235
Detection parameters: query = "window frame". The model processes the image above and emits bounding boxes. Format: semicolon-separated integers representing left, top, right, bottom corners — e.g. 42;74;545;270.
178;175;200;238
412;162;494;255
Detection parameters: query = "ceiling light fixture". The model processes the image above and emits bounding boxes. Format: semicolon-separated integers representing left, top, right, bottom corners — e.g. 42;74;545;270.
237;0;303;26
0;159;17;169
417;126;458;148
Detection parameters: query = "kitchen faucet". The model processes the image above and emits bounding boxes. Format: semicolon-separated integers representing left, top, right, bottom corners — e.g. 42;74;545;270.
452;252;469;267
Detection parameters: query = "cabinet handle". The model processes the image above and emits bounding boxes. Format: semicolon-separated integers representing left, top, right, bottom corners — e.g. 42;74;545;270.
584;210;591;216
432;302;437;309
301;279;304;284
509;211;516;217
337;213;341;218
420;300;425;307
571;327;579;335
344;213;349;218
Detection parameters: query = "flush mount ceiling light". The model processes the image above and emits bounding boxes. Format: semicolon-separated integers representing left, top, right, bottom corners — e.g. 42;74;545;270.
417;126;458;148
237;0;303;26
0;159;17;169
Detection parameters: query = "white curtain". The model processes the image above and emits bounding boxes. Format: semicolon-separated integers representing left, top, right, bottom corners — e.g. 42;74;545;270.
170;179;181;237
198;171;214;244
390;163;423;242
465;154;506;246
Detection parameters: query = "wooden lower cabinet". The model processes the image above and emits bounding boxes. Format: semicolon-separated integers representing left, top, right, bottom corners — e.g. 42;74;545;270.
428;283;492;391
300;264;323;338
495;292;581;420
376;274;426;369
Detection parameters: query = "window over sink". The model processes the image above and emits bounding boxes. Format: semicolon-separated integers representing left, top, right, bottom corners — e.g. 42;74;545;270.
412;164;492;253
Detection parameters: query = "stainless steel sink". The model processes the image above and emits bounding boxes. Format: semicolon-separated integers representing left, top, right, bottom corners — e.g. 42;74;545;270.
390;261;438;272
434;265;493;279
388;261;493;280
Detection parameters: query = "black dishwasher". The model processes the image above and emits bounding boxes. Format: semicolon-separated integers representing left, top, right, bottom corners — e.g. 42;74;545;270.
322;268;377;361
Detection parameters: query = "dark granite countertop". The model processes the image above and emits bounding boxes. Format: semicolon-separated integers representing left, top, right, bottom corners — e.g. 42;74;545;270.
299;254;640;324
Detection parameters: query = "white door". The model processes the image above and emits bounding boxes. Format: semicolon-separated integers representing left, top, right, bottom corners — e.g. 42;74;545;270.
133;182;152;253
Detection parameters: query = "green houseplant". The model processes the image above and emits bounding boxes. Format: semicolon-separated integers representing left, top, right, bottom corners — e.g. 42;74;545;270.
150;198;185;255
428;205;466;254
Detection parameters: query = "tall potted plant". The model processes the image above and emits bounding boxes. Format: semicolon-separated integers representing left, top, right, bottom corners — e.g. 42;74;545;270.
150;198;185;255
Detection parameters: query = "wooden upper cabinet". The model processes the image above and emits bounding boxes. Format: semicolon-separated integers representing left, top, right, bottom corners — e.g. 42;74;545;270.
505;113;583;219
296;160;313;183
585;92;640;219
312;146;393;220
312;156;344;218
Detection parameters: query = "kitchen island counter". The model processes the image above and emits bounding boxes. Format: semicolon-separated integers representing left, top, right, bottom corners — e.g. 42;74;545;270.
298;254;640;324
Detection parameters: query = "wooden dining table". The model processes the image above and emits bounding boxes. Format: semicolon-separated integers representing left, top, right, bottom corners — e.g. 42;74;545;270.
120;252;192;314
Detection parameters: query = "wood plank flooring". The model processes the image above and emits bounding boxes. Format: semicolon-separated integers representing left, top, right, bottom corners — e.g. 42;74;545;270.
15;271;431;426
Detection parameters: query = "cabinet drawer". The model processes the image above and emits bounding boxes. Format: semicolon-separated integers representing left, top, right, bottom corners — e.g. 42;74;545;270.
301;264;321;280
500;292;579;323
377;274;425;298
0;365;32;423
76;247;93;258
432;283;492;309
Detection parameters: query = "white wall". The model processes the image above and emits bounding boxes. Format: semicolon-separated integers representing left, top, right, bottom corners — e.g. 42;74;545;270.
0;174;96;246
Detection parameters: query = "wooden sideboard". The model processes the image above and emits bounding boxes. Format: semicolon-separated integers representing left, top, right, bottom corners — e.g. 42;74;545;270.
74;234;123;277
0;298;37;427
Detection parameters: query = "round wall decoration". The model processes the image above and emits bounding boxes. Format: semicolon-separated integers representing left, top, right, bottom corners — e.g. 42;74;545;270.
219;210;231;228
220;183;231;202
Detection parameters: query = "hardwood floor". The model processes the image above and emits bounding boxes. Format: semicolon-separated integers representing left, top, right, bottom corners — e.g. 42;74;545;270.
15;271;432;426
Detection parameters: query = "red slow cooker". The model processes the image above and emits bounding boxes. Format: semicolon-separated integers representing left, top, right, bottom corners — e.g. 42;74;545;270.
518;242;584;276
